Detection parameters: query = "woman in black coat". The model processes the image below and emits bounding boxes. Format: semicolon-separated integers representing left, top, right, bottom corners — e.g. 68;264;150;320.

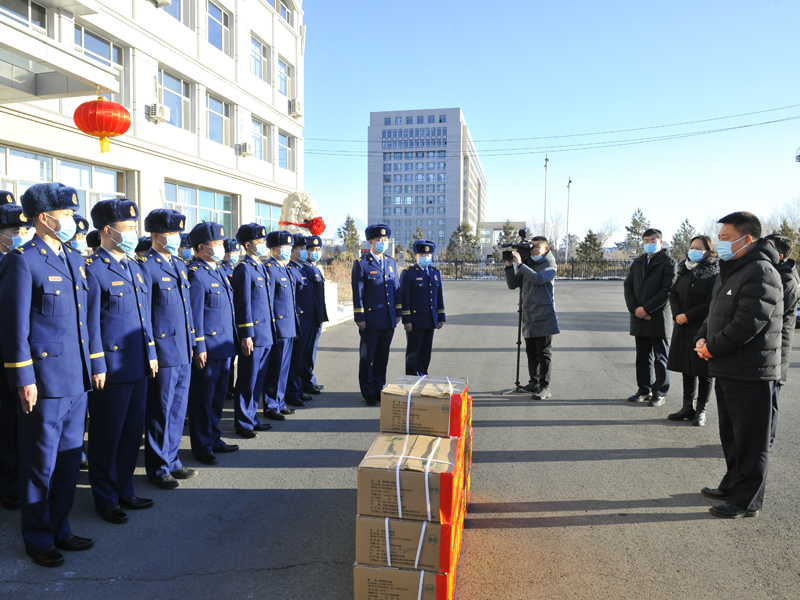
666;235;719;425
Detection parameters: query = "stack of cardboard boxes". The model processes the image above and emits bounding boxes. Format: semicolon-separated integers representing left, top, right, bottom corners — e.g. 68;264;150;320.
354;376;473;600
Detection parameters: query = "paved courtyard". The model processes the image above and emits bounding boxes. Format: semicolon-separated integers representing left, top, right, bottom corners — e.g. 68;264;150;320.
0;280;798;599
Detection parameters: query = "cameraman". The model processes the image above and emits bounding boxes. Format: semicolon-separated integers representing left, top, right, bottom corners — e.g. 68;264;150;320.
505;236;561;399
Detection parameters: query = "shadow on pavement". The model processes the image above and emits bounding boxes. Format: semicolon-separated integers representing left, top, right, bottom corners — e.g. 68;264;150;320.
464;511;710;529
174;448;365;469
472;445;724;463
467;493;712;513
558;311;630;332
472;418;688;428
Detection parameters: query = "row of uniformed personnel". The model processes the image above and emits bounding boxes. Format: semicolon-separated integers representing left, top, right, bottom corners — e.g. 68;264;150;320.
0;183;328;568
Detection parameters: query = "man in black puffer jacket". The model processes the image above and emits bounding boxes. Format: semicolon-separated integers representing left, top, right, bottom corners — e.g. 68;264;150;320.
763;233;800;447
695;212;783;519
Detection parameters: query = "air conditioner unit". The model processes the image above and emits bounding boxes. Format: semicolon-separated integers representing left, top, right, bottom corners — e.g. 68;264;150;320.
238;142;253;157
289;99;303;118
153;0;172;7
149;103;171;124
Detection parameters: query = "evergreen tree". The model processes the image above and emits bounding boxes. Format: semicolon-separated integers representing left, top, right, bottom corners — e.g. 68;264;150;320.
616;208;650;256
493;220;520;263
670;219;697;259
336;214;361;259
446;222;480;262
405;226;425;262
561;233;580;260
576;230;605;262
776;219;800;261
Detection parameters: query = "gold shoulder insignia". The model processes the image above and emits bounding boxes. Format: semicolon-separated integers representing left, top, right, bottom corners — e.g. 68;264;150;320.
190;266;198;271
13;247;23;254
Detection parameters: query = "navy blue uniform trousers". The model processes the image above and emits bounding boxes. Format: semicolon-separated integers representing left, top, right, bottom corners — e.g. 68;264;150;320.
405;328;434;376
145;363;191;478
286;330;314;403
189;357;231;456
301;326;322;388
0;385;19;499
358;328;394;397
88;379;146;510
18;392;87;554
234;346;269;431
635;336;670;397
264;337;293;413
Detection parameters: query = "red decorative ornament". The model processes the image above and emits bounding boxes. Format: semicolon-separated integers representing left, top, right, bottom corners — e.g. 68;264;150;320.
278;216;327;236
73;96;131;153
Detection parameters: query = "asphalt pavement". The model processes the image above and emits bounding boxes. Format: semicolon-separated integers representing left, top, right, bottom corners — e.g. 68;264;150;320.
0;280;798;599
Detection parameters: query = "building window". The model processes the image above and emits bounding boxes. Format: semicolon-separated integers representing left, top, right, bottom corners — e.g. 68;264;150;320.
437;207;446;214
437;173;446;181
414;163;422;171
0;0;45;31
206;94;231;146
404;196;413;204
437;184;446;192
426;162;435;170
415;207;423;215
405;163;413;171
393;163;401;172
427;151;436;158
438;151;446;158
164;182;232;234
394;207;402;215
404;185;413;193
384;118;391;126
383;164;391;172
415;174;424;182
415;196;423;204
382;185;391;193
415;184;424;192
279;1;292;24
404;207;413;215
278;58;292;97
393;197;402;204
207;1;232;56
437;195;446;203
383;197;391;205
278;132;294;170
383;208;391;216
395;117;402;125
406;117;413;124
439;230;446;238
251;37;270;81
74;26;123;102
426;196;434;204
404;174;413;182
438;219;445;225
428;115;435;123
439;115;446;123
426;184;435;192
255;201;281;233
383;153;391;161
392;185;401;193
158;69;191;130
426;174;435;182
394;152;402;160
252;120;269;161
438;162;446;170
416;116;423;124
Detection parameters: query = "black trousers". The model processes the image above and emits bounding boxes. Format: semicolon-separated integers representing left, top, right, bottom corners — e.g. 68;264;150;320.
682;374;713;407
634;336;670;397
405;328;435;376
524;336;552;388
716;378;775;511
358;328;394;397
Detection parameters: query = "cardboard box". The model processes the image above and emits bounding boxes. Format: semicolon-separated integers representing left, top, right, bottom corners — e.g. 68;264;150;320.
357;434;464;523
380;376;469;438
354;564;455;600
355;516;454;572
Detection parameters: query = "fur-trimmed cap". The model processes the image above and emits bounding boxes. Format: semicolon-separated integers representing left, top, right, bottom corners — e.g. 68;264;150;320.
144;208;186;233
0;204;29;229
136;236;152;253
180;233;191;248
223;238;240;253
292;234;307;247
73;214;90;235
413;239;436;254
90;198;139;229
21;182;80;218
86;230;101;248
305;236;322;249
236;223;267;244
1;190;15;205
266;230;293;248
189;222;226;247
365;223;391;240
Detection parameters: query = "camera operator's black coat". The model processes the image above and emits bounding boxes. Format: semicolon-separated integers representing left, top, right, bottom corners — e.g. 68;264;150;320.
775;258;800;385
667;257;719;377
505;251;560;338
624;250;677;339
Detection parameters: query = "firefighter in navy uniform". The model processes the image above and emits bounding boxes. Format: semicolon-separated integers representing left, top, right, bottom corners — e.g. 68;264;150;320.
67;215;90;255
85;199;158;525
351;223;401;405
285;235;315;406
0;196;29;511
400;240;446;376
301;235;328;394
178;233;193;264
86;230;101;254
0;182;97;567
186;222;240;464
220;238;240;284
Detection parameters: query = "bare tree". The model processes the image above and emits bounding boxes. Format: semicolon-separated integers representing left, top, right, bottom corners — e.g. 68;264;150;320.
596;218;619;248
701;216;723;240
530;212;565;251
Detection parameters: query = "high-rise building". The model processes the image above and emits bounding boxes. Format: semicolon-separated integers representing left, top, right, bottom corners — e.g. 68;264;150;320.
367;108;487;253
0;0;305;233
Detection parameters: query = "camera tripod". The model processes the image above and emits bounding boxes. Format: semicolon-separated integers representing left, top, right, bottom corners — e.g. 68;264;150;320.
503;286;529;394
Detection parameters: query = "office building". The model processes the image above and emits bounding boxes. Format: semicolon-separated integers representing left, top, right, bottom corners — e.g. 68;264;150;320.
367;107;487;253
0;0;305;233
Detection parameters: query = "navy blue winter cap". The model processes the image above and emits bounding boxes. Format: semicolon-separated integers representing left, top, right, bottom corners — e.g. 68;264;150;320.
189;222;226;248
144;208;186;234
1;190;14;205
306;236;322;249
136;236;152;253
413;239;436;254
223;238;240;253
266;230;294;248
86;230;101;248
73;214;90;235
292;234;307;247
365;223;391;240
180;233;191;247
0;204;28;229
21;182;80;218
90;198;139;229
236;223;267;244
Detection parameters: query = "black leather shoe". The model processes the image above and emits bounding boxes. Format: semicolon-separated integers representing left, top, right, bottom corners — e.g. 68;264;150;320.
314;384;325;390
55;535;94;551
668;403;696;421
254;422;274;430
0;493;20;510
149;475;180;489
363;395;378;406
171;467;197;480
196;453;218;465
264;411;286;421
299;393;313;402
119;496;154;510
96;506;128;524
627;392;652;402
709;502;759;519
532;387;552;400
521;383;541;394
285;398;306;407
303;386;321;395
693;409;707;426
701;487;729;501
213;442;239;453
236;427;257;439
280;408;296;415
27;546;64;568
649;395;667;407
80;459;89;471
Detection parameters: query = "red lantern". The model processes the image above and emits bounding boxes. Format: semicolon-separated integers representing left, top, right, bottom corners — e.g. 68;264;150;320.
73;97;131;153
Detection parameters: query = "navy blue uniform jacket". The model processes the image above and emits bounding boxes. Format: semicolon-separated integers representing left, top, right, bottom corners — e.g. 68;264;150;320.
188;259;237;359
400;264;446;329
232;255;274;347
287;261;315;334
265;256;299;338
352;253;401;329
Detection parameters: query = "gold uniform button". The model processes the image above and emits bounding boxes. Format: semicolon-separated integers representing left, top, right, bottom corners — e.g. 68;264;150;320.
113;346;118;350
160;334;165;338
41;352;48;357
212;331;217;335
56;290;60;295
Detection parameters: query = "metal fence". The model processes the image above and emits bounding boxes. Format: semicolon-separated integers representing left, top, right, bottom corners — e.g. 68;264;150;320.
432;259;631;280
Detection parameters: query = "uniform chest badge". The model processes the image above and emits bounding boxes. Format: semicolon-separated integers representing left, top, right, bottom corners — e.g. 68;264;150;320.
416;277;423;281
79;266;86;279
48;276;62;282
112;281;124;286
137;273;144;284
389;266;393;273
182;270;187;280
162;277;171;281
211;283;219;287
370;271;378;275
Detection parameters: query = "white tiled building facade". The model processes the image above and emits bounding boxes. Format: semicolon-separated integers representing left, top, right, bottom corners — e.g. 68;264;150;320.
0;0;305;235
367;107;487;253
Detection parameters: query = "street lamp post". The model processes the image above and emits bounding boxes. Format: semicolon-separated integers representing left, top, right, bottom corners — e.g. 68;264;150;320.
565;177;572;261
543;154;549;232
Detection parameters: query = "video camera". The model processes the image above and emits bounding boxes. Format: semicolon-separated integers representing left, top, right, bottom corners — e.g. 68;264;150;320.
501;229;533;262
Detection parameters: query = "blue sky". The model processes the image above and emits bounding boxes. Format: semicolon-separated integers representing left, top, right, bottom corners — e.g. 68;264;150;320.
302;1;800;245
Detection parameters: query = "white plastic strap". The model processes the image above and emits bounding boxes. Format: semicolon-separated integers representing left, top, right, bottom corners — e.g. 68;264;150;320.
395;435;410;519
417;570;425;600
414;520;427;569
406;375;427;433
384;517;392;567
425;437;442;521
363;454;453;468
